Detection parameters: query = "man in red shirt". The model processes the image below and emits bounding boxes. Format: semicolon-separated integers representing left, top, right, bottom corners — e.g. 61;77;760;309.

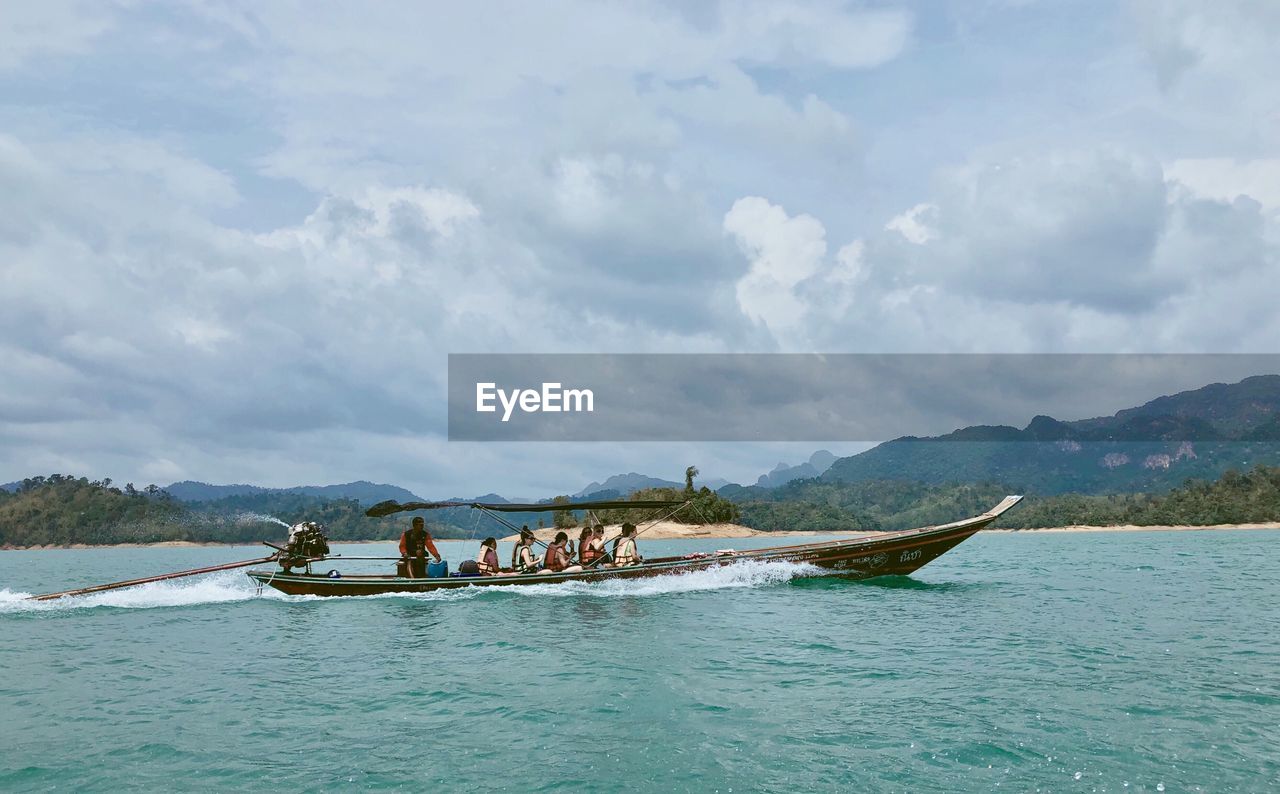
399;516;441;577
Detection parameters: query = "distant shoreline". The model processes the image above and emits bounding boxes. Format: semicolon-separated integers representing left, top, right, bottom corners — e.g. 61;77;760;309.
986;522;1280;534
3;521;1277;550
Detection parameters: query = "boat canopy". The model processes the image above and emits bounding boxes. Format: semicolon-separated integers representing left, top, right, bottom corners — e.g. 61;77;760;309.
365;498;688;518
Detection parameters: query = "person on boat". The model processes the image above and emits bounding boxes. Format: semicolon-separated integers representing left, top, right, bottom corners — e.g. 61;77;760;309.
576;527;595;565
540;531;583;574
476;537;512;576
399;516;441;578
611;523;642;567
510;529;540;573
588;524;606;566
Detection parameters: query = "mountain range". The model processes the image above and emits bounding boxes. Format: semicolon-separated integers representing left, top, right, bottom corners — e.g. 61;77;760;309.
821;374;1280;494
755;450;838;488
163;480;423;505
573;472;682;497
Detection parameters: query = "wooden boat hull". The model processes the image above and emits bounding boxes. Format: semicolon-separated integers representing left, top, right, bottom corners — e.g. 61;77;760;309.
247;496;1022;597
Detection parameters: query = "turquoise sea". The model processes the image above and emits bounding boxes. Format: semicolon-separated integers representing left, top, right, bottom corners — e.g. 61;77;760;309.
2;530;1277;792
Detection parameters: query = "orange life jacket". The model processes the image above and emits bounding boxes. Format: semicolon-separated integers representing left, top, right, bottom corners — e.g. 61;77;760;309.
544;543;569;572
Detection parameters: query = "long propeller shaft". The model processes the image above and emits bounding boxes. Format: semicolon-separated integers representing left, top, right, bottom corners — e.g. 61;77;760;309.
26;555;279;602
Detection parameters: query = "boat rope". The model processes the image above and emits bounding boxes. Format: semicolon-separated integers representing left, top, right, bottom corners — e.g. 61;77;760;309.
466;507;484;556
474;505;552;552
584;500;691;569
685;499;717;527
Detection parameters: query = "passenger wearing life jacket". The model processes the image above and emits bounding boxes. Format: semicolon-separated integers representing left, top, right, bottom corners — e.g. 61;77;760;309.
611;523;642;567
399;516;441;578
510;529;540;573
540;531;583;574
476;537;509;576
576;527;595;565
588;525;606;565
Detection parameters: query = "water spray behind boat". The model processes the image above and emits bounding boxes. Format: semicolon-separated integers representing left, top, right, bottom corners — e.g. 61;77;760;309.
233;512;291;528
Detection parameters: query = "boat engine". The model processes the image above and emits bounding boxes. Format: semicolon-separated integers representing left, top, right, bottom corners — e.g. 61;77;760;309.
277;521;331;573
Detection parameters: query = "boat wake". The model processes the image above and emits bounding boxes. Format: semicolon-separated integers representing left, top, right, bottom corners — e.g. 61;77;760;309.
0;560;822;613
0;572;284;614
283;559;826;603
499;559;824;599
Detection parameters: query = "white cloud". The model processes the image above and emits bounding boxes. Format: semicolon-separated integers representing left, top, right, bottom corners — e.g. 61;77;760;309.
0;0;116;70
1166;158;1280;212
724;197;828;333
1131;0;1280;150
719;2;912;69
722;149;1280;353
885;203;938;244
1133;0;1280;88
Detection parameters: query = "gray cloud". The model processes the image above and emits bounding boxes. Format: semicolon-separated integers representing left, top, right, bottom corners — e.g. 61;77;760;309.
724;149;1279;354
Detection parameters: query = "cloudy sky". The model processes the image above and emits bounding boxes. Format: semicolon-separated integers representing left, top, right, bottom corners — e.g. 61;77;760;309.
2;1;1278;497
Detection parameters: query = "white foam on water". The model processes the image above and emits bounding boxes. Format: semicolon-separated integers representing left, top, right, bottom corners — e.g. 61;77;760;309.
0;588;36;606
1;560;822;613
336;559;821;604
488;559;823;599
0;571;279;614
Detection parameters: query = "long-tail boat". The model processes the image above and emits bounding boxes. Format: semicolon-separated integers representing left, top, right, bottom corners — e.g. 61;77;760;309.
244;495;1023;597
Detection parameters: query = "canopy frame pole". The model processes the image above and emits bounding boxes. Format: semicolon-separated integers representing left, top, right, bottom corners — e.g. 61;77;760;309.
580;508;604;560
475;506;551;551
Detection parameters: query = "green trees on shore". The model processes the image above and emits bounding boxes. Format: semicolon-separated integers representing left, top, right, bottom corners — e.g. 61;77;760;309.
0;477;469;548
589;485;740;526
996;465;1280;528
0;475;187;546
728;466;1280;531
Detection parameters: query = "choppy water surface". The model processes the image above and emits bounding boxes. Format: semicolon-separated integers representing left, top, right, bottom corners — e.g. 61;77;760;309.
2;531;1277;792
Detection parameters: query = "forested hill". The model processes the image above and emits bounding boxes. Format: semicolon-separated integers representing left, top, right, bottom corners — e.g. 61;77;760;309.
822;375;1280;494
0;476;469;548
726;465;1280;531
164;480;422;504
0;476;187;547
0;474;749;548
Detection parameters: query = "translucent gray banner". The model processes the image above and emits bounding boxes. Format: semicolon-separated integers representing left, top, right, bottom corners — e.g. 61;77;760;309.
447;354;1280;442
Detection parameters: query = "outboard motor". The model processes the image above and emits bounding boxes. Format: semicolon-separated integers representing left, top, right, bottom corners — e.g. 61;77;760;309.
278;521;331;573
